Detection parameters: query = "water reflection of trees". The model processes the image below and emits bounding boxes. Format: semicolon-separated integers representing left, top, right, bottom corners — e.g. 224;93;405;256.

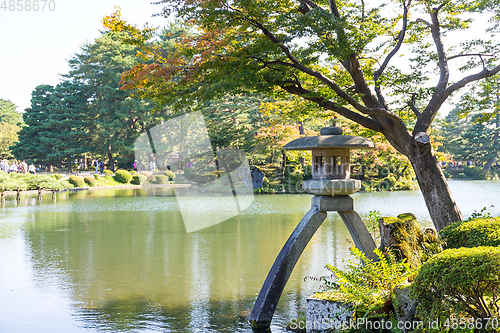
22;194;352;331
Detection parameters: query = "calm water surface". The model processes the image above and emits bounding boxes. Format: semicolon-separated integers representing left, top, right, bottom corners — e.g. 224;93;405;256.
0;181;499;332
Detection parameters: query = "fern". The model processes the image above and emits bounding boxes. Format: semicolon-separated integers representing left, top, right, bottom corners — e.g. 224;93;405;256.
316;247;416;317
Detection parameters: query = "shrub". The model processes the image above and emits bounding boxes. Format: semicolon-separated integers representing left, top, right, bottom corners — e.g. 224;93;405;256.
151;174;169;184
68;176;85;188
103;170;113;176
93;173;101;180
463;166;486;180
114;169;132;184
164;170;176;180
184;168;196;179
440;217;500;249
131;174;147;185
84;176;96;187
140;171;155;181
51;174;63;180
130;170;138;175
411;246;500;321
195;174;217;184
313;247;415;318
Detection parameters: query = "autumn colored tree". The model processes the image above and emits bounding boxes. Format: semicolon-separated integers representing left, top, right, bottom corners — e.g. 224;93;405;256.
107;1;500;230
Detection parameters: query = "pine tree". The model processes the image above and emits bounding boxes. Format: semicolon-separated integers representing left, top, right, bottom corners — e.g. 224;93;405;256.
12;85;55;165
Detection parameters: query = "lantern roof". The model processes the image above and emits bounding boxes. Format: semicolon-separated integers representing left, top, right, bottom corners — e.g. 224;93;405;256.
284;126;376;151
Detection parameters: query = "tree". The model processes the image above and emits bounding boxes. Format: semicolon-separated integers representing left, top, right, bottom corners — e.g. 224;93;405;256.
42;81;91;172
0;99;23;126
12;85;57;166
454;74;500;171
0;122;20;159
66;29;162;171
109;1;500;230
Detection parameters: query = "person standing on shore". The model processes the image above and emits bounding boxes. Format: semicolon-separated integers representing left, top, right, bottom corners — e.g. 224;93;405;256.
99;161;105;175
28;163;36;174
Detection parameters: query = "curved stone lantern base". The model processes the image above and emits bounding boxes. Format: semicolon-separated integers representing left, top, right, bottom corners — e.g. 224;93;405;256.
302;179;361;196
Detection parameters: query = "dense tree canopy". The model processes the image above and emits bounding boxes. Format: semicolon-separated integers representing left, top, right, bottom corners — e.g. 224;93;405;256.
107;0;500;230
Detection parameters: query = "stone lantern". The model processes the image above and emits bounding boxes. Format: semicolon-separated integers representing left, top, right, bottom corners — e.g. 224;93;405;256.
249;126;378;329
284;126;376;196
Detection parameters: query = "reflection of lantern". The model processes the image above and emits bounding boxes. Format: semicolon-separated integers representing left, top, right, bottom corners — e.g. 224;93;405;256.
284;126;376;195
250;127;378;329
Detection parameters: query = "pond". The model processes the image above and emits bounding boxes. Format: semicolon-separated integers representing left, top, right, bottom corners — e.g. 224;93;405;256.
0;181;499;332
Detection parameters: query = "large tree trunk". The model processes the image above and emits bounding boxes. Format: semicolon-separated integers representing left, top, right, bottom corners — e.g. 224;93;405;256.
407;139;463;231
107;151;115;172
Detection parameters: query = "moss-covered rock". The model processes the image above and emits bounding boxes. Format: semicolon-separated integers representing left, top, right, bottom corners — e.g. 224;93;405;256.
378;213;441;268
440;217;500;249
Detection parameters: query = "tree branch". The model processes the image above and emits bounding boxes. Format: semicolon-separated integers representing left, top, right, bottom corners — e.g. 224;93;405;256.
374;0;411;109
281;84;382;132
414;64;500;134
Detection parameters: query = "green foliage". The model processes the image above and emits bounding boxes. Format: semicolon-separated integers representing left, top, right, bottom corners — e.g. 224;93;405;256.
183;168;195;180
164;170;176;180
68;176;85;188
411;246;500;321
0;123;20;159
314;247;415;318
0;99;23;126
463;166;487;180
114;169;132;183
151;174;169;184
440;217;500;249
12;85;55;164
103;170;113;176
51;174;63;180
93;173;101;180
131;174;147;185
84;176;97;187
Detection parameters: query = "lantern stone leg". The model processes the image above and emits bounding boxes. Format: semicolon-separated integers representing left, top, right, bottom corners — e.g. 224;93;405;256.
249;206;327;329
249;195;377;329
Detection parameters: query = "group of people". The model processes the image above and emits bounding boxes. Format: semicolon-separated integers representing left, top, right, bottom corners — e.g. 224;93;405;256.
0;160;37;174
92;160;106;175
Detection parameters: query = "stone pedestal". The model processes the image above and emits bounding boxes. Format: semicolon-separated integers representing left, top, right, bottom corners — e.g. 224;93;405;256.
306;295;353;333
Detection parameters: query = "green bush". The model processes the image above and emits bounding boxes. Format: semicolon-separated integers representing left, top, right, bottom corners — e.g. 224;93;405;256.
463;166;486;180
194;174;217;184
184;168;196;179
68;176;85;188
440;217;500;249
131;174;147;185
93;173;101;180
130;170;138;175
103;170;113;176
114;169;132;184
140;171;155;181
411;246;500;321
51;174;63;180
84;176;96;187
164;170;176;180
151;174;169;184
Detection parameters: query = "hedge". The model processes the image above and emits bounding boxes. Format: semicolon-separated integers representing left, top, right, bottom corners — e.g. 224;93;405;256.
151;174;169;184
164;170;176;181
411;246;500;321
114;169;132;184
84;176;96;187
68;176;85;188
440;217;500;249
131;174;147;185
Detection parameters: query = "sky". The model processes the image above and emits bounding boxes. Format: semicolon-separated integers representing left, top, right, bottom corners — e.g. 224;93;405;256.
0;0;168;113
